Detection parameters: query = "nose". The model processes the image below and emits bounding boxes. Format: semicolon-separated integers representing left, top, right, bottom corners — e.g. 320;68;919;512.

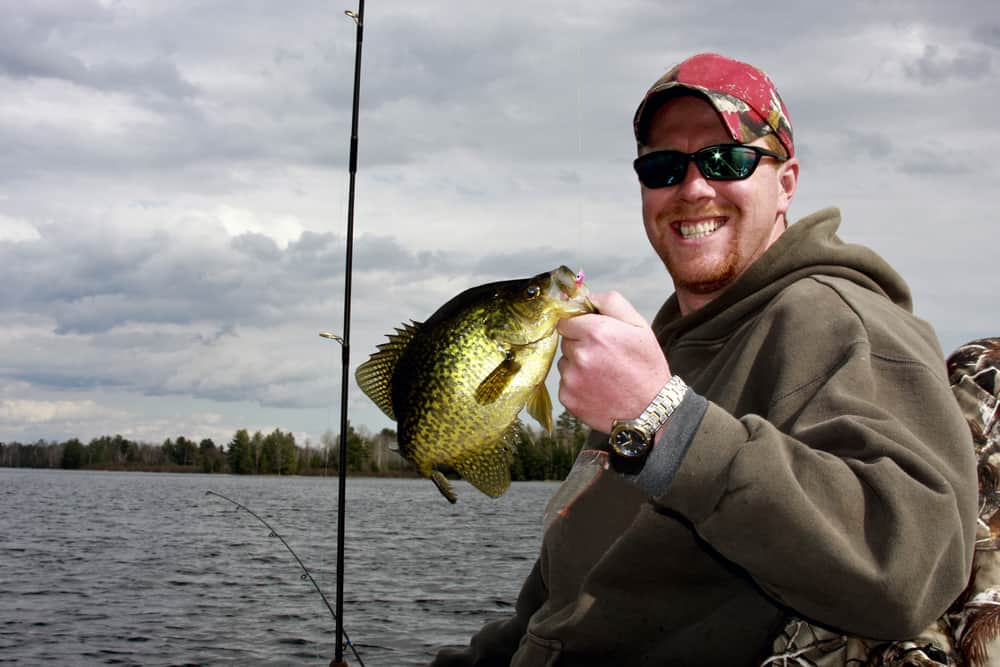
676;160;715;201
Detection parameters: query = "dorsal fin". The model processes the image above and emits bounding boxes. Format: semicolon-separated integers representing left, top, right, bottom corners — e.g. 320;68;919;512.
451;422;519;499
354;321;421;420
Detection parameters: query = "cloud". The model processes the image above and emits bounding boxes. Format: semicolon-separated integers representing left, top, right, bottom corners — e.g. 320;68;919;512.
899;145;974;177
0;3;197;101
972;24;1000;49
840;130;894;161
0;398;125;428
902;44;992;85
1;216;340;335
0;200;639;417
1;0;999;446
0;214;41;242
0;392;251;446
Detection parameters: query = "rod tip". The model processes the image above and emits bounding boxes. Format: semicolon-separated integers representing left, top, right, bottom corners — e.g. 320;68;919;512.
320;332;345;344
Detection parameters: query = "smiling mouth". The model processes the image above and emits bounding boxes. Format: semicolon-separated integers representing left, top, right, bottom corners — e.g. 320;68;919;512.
673;218;725;240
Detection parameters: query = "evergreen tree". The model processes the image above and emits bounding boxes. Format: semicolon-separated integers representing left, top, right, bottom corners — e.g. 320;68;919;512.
338;422;368;472
199;438;223;473
260;430;279;473
172;436;198;467
278;430;297;475
61;438;84;469
227;429;253;474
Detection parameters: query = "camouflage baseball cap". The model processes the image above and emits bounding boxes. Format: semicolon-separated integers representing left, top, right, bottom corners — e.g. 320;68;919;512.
633;53;795;157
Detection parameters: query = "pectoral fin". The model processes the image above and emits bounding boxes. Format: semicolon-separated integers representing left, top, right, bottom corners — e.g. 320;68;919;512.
527;382;554;433
474;350;521;405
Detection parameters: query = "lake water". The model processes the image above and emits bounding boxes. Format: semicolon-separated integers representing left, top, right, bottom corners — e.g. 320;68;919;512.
0;468;558;666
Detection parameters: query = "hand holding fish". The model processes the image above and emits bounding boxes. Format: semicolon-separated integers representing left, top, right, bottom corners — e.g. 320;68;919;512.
556;291;672;434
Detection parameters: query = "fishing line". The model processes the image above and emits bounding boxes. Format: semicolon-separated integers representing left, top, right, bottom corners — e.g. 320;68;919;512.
576;36;583;237
205;490;366;666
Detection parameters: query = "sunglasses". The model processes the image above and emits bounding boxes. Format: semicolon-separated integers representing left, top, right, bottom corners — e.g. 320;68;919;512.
633;144;787;189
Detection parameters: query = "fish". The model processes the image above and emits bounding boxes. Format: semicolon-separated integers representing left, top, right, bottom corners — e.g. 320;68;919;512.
355;265;595;503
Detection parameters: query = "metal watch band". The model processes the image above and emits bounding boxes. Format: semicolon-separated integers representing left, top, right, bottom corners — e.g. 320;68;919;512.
608;375;689;459
637;375;688;435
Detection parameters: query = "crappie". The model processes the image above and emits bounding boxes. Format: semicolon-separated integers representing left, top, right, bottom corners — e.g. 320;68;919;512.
355;265;595;503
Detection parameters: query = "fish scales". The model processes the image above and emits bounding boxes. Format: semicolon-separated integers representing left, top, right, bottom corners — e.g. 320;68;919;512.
356;266;594;503
398;307;553;468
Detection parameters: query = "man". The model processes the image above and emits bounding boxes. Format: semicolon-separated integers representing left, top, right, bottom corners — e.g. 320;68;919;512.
430;53;977;666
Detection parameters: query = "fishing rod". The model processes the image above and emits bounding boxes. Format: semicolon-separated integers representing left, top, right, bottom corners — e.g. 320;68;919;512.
205;490;366;666
322;3;365;666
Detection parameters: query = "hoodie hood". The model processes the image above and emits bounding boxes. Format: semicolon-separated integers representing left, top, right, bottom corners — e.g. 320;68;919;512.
652;207;913;345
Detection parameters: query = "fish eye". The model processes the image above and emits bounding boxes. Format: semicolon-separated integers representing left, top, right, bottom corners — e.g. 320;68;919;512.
525;285;540;299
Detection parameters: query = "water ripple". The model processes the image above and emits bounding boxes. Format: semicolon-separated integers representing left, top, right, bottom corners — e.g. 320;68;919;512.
1;469;556;666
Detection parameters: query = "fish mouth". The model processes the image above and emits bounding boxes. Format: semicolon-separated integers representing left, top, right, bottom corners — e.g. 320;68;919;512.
550;265;596;313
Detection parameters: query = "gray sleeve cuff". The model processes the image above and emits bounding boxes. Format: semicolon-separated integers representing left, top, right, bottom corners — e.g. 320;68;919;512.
621;389;708;497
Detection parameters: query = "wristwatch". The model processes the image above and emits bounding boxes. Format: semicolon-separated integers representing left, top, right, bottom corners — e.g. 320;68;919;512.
609;375;688;459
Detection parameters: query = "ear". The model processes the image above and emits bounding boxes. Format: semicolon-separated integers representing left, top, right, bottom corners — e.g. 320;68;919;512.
776;157;799;218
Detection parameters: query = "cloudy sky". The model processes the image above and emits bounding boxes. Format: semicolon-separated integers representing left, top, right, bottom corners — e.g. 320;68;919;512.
2;0;998;448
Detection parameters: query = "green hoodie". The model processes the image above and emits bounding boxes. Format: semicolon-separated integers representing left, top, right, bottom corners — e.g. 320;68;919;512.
430;208;978;666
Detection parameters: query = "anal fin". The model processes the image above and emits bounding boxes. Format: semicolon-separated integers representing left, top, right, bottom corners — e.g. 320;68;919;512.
452;423;518;499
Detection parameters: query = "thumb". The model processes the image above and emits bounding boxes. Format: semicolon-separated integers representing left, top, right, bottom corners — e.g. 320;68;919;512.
589;291;647;328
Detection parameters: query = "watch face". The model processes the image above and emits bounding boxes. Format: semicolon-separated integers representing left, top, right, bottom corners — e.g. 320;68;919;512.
610;426;649;458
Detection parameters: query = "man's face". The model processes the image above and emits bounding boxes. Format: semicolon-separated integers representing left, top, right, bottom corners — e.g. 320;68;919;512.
640;95;798;314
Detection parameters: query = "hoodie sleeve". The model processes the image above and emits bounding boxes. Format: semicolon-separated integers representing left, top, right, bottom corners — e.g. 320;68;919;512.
654;277;978;639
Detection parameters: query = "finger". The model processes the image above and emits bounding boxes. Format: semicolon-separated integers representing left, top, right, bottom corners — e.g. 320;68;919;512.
590;291;648;328
557;312;600;339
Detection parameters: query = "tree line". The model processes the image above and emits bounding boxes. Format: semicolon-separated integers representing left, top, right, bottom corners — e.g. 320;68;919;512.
0;410;590;481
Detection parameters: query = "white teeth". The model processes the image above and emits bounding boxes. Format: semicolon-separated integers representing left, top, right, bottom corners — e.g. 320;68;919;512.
677;219;723;239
